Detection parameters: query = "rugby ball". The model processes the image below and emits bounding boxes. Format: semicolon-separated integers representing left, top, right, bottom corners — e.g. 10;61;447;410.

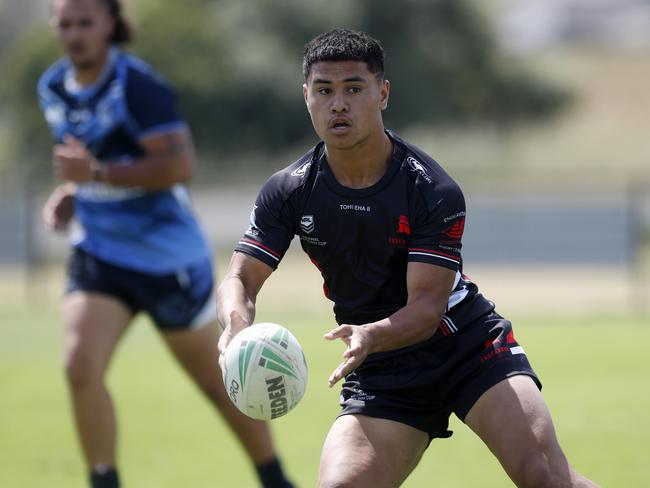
222;323;308;420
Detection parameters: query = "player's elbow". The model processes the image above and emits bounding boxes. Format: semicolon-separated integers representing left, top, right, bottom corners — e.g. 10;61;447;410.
158;154;193;186
173;154;195;183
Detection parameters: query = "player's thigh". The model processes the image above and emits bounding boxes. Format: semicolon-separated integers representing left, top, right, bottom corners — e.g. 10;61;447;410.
464;375;570;485
62;291;133;381
319;414;428;488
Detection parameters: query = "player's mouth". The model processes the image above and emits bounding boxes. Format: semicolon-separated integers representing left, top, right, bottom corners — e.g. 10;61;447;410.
329;117;352;133
66;43;87;60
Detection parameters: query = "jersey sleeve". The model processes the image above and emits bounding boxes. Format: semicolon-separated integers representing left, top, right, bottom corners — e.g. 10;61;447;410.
234;175;296;270
408;181;466;272
37;62;67;141
125;69;186;139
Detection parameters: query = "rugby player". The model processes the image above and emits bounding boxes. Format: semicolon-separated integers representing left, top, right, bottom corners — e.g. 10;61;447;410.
216;28;599;488
39;1;293;486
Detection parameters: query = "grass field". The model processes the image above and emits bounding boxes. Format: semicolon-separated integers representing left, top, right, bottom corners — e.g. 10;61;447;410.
1;258;649;487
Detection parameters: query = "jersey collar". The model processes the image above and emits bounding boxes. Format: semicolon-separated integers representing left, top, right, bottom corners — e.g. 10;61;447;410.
63;47;119;102
317;131;405;198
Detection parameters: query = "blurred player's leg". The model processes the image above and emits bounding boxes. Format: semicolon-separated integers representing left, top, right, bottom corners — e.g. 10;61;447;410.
318;414;429;488
465;375;600;488
62;291;133;485
162;320;293;487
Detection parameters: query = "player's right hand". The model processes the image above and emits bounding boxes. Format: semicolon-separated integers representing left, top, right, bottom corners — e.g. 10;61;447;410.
42;184;75;232
217;310;249;370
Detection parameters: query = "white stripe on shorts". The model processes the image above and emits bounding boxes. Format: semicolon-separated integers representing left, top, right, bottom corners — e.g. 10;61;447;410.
189;287;217;329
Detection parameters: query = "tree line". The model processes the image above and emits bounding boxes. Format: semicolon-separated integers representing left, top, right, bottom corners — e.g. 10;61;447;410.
0;0;568;178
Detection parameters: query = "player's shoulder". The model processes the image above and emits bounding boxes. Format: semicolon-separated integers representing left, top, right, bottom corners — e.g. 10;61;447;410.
390;131;464;209
37;57;68;94
259;143;321;200
120;52;175;93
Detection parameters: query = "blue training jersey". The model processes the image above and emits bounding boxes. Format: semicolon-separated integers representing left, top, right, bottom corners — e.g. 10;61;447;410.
38;48;211;274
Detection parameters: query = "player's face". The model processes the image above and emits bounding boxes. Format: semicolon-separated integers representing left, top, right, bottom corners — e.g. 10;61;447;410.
51;0;114;70
303;61;389;150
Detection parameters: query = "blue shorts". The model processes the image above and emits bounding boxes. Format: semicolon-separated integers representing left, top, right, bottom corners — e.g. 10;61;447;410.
338;311;541;440
66;248;216;330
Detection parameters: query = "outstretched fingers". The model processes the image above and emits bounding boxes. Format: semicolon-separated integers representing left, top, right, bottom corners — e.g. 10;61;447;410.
324;324;372;387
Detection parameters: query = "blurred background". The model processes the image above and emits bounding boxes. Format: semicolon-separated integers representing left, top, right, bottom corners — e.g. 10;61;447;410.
1;0;649;486
1;0;649;313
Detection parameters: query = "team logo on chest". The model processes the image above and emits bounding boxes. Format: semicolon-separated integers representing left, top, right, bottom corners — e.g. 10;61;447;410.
388;214;410;248
300;215;315;234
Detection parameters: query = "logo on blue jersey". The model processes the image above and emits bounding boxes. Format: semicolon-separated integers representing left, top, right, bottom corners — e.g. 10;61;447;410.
44;103;66;126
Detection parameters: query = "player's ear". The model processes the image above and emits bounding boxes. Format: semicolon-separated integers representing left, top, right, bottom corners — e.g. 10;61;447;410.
379;79;390;111
49;16;58;32
303;83;310;110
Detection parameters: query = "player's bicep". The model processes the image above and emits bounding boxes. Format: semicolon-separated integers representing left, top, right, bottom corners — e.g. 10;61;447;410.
409;183;466;272
139;128;193;159
139;128;194;178
406;261;456;310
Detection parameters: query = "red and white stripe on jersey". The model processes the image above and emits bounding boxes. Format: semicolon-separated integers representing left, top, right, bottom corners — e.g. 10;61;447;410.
408;248;461;267
438;315;458;336
448;271;469;309
238;238;281;263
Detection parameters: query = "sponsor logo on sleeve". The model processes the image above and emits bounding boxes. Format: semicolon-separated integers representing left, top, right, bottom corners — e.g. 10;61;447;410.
291;161;312;177
245;205;261;236
442;217;465;240
406;156;432;183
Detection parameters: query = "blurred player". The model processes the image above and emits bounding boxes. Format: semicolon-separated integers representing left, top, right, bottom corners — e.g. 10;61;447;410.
216;29;600;487
38;1;293;487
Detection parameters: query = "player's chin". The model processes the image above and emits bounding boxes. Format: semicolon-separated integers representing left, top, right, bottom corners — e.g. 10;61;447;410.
322;133;357;150
67;51;95;70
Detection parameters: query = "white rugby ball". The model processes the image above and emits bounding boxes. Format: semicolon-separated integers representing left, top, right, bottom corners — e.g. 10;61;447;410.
222;322;308;420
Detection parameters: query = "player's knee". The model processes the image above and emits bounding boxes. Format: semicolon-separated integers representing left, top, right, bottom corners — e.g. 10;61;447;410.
514;454;569;488
63;350;102;389
318;476;357;488
318;462;362;488
194;373;229;405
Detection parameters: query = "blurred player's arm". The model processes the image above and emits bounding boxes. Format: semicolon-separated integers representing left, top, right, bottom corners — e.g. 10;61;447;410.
52;129;195;190
42;182;76;232
325;262;456;386
216;251;275;358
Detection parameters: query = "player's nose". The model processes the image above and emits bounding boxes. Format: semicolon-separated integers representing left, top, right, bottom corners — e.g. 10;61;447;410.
330;94;349;113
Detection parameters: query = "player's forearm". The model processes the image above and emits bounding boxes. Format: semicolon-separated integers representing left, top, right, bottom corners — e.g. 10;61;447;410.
216;275;258;330
365;296;445;353
98;153;193;190
55;182;77;196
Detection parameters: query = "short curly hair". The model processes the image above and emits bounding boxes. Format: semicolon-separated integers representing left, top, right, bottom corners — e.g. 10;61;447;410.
302;29;385;81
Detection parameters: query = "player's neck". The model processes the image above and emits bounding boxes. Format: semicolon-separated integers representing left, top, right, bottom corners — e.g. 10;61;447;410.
325;131;393;189
72;49;110;87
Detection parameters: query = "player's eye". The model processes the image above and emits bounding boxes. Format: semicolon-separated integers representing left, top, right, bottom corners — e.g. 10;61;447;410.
317;87;332;95
58;19;71;31
79;18;94;28
348;86;362;94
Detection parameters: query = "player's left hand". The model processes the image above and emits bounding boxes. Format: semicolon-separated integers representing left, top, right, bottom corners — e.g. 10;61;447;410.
324;324;375;387
53;135;98;183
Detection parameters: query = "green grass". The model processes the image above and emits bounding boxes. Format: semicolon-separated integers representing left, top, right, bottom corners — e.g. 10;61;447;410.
1;296;648;487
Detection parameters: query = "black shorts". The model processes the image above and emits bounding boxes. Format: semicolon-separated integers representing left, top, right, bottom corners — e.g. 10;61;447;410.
338;312;541;440
65;248;215;331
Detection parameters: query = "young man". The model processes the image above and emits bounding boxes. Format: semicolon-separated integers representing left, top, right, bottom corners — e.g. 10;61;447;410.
39;1;293;487
217;29;600;487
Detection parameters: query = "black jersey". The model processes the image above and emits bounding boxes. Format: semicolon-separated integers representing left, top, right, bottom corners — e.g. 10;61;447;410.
235;131;494;331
